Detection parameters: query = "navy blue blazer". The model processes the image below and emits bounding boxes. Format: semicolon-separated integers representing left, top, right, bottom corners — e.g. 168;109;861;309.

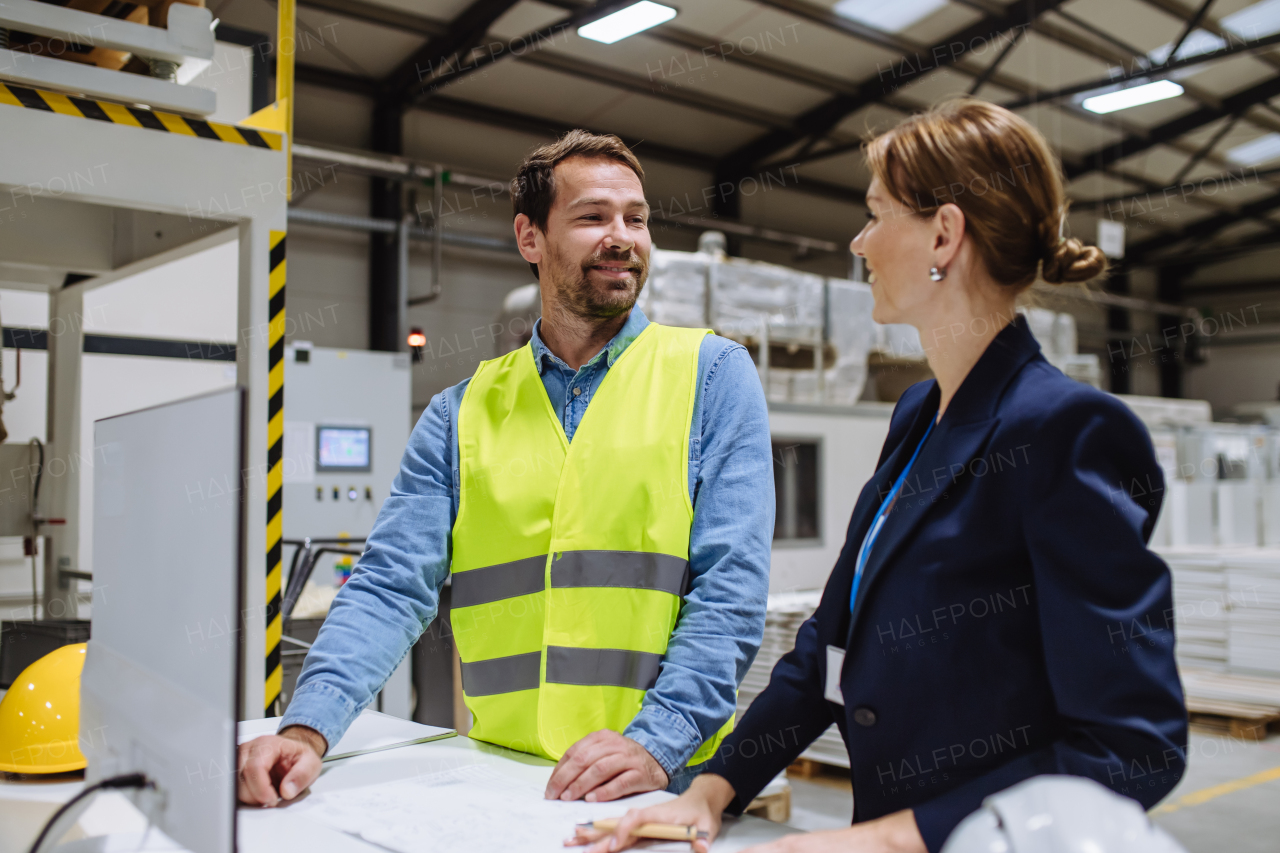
704;316;1187;852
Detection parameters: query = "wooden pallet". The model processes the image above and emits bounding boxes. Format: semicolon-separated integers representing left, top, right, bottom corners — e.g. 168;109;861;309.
1181;668;1280;741
1188;709;1280;741
787;757;850;780
745;789;791;823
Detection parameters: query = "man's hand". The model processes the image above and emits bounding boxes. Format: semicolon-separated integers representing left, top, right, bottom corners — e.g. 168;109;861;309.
236;725;327;806
544;730;668;802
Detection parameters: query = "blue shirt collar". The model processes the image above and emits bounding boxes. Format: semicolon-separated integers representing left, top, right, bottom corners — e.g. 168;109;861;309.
530;306;651;375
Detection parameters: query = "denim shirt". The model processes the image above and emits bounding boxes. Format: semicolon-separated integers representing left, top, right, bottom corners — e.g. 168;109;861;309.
282;307;774;777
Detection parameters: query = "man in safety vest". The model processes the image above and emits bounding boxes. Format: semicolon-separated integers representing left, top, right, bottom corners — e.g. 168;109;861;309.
238;130;773;806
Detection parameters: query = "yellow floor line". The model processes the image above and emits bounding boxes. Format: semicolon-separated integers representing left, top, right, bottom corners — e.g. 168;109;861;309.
1152;765;1280;815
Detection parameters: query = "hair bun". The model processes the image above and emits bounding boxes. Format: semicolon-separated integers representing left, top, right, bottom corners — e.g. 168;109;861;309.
1042;237;1106;284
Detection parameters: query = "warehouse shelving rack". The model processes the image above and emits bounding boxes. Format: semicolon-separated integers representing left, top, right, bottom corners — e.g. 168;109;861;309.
0;84;286;719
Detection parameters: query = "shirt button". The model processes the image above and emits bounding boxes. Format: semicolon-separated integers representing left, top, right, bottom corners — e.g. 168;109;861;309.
573;387;582;396
853;707;877;727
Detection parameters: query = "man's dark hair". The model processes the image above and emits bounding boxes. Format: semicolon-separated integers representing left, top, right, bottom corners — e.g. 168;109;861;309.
511;130;645;278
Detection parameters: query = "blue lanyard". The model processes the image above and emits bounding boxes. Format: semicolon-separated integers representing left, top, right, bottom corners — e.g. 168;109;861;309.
850;417;936;613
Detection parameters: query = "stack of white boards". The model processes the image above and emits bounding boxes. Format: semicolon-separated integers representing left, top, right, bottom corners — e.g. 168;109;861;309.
1179;667;1280;722
1159;547;1280;678
1222;550;1280;677
1161;549;1229;670
738;591;849;769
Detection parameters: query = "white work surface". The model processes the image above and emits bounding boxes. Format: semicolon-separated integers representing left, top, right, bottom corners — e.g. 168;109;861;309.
1;733;800;853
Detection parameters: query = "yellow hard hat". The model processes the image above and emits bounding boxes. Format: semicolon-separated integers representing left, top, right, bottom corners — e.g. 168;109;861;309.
0;643;87;773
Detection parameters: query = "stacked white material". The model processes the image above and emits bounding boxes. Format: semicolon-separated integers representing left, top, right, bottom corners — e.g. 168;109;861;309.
738;591;850;768
1115;395;1213;429
1179;667;1280;719
640;249;875;405
1223;549;1280;677
1019;307;1102;388
1158;548;1229;670
1262;431;1280;547
871;322;925;360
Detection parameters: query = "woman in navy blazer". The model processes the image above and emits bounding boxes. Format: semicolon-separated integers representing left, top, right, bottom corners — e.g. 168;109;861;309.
575;100;1188;853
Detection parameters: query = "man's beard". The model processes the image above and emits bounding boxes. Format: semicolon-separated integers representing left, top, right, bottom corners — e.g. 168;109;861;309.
546;246;649;319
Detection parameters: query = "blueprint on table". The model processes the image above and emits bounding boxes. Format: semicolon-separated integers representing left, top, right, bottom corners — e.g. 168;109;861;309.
289;764;682;853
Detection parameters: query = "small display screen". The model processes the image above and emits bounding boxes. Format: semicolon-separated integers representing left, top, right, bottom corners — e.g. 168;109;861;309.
317;427;372;472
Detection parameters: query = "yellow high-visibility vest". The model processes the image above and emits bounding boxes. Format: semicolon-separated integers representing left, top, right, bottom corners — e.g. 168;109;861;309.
450;322;732;763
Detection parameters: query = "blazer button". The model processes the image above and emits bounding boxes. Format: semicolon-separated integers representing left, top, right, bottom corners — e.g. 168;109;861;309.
853;707;877;727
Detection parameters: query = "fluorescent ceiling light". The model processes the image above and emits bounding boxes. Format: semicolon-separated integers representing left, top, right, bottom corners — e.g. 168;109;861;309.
1227;132;1280;165
1081;80;1184;114
833;0;948;34
1222;0;1280;40
578;1;676;44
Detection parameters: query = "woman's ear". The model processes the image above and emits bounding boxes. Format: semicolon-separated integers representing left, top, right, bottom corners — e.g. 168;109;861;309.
932;203;966;270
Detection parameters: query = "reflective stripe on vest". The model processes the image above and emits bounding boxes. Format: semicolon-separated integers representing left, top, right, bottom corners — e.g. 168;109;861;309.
450;322;733;763
460;646;664;696
451;551;691;609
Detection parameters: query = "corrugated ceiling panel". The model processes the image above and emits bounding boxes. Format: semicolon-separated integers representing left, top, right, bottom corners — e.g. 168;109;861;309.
678;4;905;83
998;31;1116;89
794;148;871;191
294;8;426;79
1014;102;1126;156
1054;0;1185;53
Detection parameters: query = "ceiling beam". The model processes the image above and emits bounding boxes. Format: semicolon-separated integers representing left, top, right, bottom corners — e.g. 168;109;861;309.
1002;30;1280;111
1127;186;1280;262
516;51;795;129
1181;278;1280;297
1153;229;1280;267
297;0;870;144
292;63;865;207
747;0;1280;173
1063;74;1280;181
541;0;882;101
298;0;443;37
295;62;377;96
377;0;523;107
715;0;1071;182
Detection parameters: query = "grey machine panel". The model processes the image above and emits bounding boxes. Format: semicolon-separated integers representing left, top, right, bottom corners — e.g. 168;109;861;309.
81;387;244;853
282;345;411;543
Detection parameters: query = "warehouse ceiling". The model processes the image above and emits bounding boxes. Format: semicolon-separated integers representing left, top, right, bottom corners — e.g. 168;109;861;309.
208;0;1280;287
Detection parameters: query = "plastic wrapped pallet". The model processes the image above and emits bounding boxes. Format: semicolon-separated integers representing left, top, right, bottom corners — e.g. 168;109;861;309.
736;591;849;769
638;246;875;406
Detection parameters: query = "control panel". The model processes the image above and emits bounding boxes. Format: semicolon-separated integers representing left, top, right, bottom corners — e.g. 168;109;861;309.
281;345;411;548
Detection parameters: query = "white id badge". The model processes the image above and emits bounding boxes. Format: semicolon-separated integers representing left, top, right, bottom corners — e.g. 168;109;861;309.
824;645;846;705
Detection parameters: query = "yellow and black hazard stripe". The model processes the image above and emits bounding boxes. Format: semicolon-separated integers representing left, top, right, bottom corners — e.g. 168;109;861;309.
0;82;283;150
265;230;286;715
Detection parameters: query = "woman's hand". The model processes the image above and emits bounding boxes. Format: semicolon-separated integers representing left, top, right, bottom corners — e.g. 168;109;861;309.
740;809;926;853
566;773;737;853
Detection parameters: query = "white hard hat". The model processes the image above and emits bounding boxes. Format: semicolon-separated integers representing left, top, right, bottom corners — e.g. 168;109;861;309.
941;775;1186;853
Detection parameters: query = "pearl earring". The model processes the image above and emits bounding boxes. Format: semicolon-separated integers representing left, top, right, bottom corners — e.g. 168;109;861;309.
929;266;947;281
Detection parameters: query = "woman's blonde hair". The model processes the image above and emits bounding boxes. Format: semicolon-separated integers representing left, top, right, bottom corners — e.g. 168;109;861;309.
864;99;1106;289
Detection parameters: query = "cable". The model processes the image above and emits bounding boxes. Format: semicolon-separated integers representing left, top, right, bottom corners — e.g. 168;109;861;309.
27;773;151;853
27;437;42;620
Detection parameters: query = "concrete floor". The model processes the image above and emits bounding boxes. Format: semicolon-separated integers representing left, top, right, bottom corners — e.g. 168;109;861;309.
785;730;1280;850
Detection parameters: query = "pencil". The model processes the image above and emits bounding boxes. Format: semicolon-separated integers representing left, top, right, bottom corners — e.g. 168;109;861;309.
576;819;708;842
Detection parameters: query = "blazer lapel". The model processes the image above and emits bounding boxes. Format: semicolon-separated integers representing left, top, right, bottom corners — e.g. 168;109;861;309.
844;315;1042;645
845;417;1000;642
